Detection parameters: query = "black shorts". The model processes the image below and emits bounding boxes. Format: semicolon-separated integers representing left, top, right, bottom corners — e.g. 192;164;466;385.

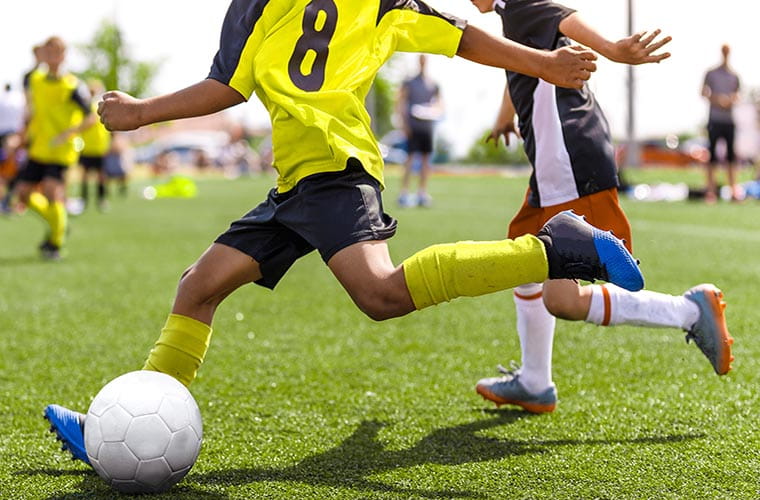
407;130;433;154
17;159;67;183
707;121;736;163
80;155;105;171
215;161;398;289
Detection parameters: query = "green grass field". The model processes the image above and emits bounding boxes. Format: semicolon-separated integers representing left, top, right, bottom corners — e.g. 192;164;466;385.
1;169;758;499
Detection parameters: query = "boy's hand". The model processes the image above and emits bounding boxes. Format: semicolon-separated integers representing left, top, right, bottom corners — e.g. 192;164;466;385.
539;46;597;89
486;121;519;147
611;29;671;65
98;91;144;131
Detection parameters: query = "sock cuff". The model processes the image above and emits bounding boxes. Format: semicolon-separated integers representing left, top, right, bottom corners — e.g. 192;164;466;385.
514;282;544;301
160;314;212;356
586;284;611;325
164;313;212;337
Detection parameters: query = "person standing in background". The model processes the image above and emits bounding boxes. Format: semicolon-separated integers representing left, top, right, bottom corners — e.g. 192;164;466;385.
397;55;443;208
702;44;741;203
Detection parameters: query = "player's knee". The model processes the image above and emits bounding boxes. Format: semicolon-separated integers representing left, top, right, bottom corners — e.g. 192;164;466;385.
353;287;410;322
543;290;584;320
177;264;221;308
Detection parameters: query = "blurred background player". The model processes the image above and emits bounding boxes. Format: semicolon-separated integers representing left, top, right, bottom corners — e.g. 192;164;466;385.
43;0;644;464
104;131;129;199
0;83;25;213
78;79;112;211
15;36;95;259
397;55;443;208
701;43;741;203
470;0;733;414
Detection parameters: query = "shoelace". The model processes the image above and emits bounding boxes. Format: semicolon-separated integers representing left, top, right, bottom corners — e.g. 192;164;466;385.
496;361;522;380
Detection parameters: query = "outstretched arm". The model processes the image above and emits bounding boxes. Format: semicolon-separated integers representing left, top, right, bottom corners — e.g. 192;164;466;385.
457;24;597;90
98;79;246;131
559;13;671;65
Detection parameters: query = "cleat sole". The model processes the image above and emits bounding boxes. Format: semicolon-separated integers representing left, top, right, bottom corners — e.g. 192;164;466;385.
476;385;556;414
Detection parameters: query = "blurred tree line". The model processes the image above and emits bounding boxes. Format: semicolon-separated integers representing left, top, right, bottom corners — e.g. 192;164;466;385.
461;129;529;165
78;20;160;97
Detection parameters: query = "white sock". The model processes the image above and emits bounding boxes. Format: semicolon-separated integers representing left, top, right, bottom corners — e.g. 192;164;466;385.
586;284;700;330
513;283;556;394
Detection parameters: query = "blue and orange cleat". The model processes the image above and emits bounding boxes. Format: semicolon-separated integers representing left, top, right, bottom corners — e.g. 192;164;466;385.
684;284;734;375
476;364;558;414
537;210;644;291
44;404;90;465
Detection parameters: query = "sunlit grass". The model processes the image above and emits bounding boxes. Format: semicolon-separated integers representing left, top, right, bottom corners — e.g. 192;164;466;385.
0;170;757;499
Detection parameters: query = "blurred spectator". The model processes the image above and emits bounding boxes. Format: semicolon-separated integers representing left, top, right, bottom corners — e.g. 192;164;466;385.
397;54;443;208
78;79;112;211
104;132;130;198
0;83;25;139
217;125;261;177
702;44;741;203
0;83;25;213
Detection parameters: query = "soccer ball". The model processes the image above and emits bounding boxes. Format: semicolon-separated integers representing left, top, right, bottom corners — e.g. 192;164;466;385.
84;371;203;494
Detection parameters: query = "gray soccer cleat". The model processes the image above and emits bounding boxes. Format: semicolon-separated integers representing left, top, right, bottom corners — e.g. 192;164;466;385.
684;284;734;375
476;364;557;414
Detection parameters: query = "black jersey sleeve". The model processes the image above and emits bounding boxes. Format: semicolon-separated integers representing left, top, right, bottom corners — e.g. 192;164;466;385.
500;0;576;50
71;82;92;114
208;0;270;86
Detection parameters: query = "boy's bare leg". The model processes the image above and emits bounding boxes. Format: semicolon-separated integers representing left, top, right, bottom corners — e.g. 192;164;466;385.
171;243;263;325
328;240;415;321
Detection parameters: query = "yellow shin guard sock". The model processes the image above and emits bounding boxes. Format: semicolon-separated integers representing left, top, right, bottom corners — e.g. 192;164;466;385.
402;235;549;310
48;201;67;247
143;314;213;387
27;192;50;221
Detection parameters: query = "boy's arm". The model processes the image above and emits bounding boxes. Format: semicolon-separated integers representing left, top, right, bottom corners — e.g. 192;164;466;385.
457;24;597;90
52;112;98;146
487;83;519;147
98;79;245;131
558;13;671;65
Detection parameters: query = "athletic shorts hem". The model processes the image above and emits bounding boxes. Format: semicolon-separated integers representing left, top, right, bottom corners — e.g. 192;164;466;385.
321;227;397;263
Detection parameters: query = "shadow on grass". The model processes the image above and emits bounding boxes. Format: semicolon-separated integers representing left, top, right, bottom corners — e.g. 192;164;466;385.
20;411;704;499
14;468;227;499
191;410;705;499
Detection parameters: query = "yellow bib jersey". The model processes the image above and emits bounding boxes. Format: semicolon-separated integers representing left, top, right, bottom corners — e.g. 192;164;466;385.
27;71;90;167
208;0;465;193
80;102;111;158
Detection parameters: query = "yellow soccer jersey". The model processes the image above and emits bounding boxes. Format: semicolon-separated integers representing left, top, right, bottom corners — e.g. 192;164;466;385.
81;102;111;157
208;0;465;192
27;71;91;166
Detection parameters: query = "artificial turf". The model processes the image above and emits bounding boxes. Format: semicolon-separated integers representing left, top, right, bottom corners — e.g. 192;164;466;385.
0;168;757;499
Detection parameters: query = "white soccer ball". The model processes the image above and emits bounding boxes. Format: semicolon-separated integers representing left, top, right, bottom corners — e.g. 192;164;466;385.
84;370;203;494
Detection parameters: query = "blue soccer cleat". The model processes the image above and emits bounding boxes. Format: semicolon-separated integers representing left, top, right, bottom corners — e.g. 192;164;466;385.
44;404;90;465
476;364;558;414
537;210;644;291
684;284;734;375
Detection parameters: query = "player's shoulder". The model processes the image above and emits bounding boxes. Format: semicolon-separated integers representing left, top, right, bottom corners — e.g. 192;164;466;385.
62;73;80;87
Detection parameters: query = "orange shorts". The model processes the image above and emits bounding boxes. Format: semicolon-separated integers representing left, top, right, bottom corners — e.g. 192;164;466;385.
0;156;17;181
508;187;633;253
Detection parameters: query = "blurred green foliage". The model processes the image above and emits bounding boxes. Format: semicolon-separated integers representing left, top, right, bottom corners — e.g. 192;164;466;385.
78;20;160;97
